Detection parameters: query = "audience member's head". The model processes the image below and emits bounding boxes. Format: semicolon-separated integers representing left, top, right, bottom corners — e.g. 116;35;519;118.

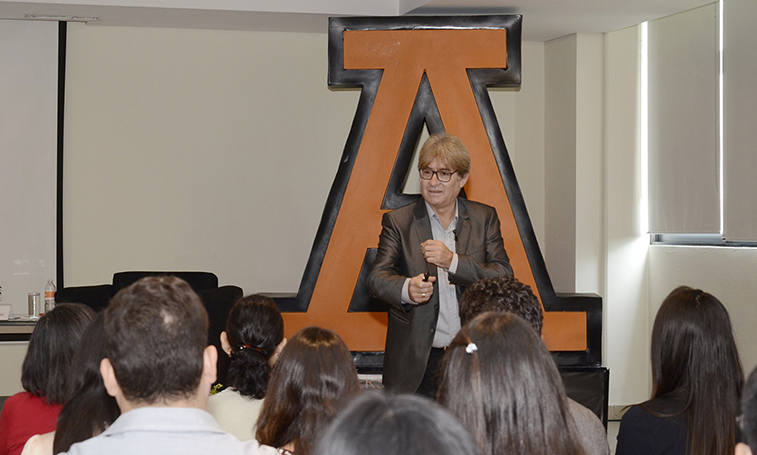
437;311;583;455
256;326;360;455
221;294;285;399
53;313;120;454
21;303;96;405
459;275;542;332
314;392;481;455
101;276;215;409
738;366;757;455
648;286;743;455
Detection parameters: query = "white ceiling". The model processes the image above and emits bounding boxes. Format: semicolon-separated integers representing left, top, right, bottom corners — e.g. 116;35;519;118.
0;0;713;41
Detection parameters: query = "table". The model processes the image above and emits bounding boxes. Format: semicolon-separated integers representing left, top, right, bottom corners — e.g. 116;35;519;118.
0;320;36;342
0;321;35;395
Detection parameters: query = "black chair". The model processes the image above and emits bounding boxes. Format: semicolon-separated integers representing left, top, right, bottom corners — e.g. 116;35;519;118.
56;271;242;385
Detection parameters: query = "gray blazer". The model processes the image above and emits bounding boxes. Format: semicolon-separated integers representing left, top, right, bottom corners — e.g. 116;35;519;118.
368;198;512;393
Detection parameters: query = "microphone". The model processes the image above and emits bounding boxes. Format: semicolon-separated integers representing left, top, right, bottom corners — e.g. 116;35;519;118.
453;229;458;242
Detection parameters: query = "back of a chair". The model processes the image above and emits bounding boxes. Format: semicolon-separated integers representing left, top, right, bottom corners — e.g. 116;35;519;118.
112;271;219;293
198;285;244;386
55;284;116;313
112;271;238;385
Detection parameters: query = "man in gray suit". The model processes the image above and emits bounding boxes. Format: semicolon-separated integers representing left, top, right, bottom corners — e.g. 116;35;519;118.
368;133;512;396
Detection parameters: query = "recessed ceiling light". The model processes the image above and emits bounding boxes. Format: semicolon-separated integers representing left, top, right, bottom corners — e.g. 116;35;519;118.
24;14;67;21
24;14;100;22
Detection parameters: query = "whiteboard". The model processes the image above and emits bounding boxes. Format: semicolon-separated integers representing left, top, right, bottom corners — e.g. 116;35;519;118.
0;20;59;316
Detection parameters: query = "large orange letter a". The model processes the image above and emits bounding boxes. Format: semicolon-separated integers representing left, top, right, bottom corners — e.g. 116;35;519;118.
271;16;601;366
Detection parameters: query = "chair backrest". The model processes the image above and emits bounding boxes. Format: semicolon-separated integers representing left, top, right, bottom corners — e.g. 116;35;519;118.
55;284;115;313
197;285;244;386
59;271;236;385
112;271;219;293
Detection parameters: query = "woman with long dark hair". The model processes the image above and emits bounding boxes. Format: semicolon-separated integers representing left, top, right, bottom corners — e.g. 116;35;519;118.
0;304;95;455
436;311;585;455
21;313;121;455
206;294;285;440
616;286;744;455
53;312;120;453
255;327;360;455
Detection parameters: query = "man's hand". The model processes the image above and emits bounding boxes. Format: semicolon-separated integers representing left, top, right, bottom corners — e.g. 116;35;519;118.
421;239;454;269
409;273;436;304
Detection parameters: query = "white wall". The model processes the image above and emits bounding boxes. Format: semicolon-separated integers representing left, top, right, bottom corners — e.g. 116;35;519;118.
649;246;757;375
581;3;757;406
544;34;577;292
62;24;548;297
544;33;605;294
0;20;59;315
0;343;27;396
574;34;605;294
545;28;652;406
597;0;757;405
603;25;652;405
491;41;546;250
63;25;358;292
723;0;757;241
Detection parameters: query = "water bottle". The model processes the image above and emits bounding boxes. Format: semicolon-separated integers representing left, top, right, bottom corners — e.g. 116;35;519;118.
44;280;56;313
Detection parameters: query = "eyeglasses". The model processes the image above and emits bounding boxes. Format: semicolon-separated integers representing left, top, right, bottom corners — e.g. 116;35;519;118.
419;168;456;182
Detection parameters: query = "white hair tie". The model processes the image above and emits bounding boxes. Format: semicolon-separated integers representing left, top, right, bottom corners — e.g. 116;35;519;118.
465;342;478;354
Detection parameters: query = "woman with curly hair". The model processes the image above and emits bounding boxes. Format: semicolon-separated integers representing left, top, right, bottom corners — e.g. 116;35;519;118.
206;294;285;440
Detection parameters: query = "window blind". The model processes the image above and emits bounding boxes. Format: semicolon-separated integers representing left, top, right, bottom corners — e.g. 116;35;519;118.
647;3;719;234
723;0;757;241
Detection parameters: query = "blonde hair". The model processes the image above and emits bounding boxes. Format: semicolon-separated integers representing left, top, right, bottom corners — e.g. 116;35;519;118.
418;134;471;175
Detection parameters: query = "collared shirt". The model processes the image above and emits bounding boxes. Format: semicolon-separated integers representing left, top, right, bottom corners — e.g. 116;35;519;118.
426;202;460;348
61;406;277;455
400;202;461;348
